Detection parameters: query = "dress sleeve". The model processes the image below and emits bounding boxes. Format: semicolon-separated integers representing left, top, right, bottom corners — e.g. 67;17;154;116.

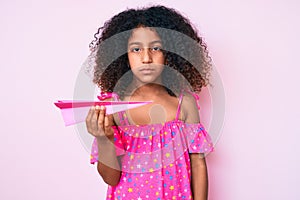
186;123;214;154
182;91;214;154
90;126;126;164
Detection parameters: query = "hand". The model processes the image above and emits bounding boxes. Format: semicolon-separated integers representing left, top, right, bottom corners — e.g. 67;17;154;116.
85;105;115;142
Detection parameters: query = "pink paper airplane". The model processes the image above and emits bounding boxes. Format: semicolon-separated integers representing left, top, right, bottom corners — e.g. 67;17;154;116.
54;99;152;126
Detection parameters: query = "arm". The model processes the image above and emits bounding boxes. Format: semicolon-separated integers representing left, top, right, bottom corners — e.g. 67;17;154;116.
86;105;121;186
190;153;208;200
96;136;121;186
182;93;209;199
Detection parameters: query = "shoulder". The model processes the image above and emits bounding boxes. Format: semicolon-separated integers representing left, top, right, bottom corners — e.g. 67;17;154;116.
181;91;200;123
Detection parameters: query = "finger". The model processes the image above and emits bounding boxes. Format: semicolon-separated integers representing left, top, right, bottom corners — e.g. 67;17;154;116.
85;106;94;133
91;105;100;132
97;105;106;131
104;114;113;128
104;114;114;138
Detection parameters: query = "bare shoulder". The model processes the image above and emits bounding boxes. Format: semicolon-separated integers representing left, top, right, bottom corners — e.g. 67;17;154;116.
181;92;200;124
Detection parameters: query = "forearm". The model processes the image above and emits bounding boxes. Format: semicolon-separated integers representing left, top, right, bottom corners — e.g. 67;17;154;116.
96;137;121;186
190;154;208;200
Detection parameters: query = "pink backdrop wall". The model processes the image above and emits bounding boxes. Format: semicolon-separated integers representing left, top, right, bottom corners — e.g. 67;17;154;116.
1;0;299;199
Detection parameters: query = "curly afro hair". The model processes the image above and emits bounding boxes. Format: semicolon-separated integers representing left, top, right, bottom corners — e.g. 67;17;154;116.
89;5;212;98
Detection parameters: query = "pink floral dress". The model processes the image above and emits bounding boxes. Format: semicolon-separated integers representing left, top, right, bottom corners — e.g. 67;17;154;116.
90;92;214;200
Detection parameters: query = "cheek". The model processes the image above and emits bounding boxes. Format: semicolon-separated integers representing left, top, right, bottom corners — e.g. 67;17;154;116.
155;54;165;64
158;66;165;74
128;54;140;68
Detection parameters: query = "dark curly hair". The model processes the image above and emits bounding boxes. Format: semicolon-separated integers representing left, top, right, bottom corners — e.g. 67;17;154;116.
89;5;212;98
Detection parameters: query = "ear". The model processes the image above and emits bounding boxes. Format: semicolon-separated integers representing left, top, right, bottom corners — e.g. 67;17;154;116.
164;59;168;65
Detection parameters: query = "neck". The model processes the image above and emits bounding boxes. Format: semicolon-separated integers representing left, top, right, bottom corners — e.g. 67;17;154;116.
128;82;168;98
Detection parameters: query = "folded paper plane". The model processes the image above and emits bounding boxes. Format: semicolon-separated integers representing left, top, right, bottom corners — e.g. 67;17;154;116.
54;99;151;126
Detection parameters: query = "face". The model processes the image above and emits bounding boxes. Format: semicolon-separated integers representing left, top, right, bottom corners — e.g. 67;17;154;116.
127;27;165;85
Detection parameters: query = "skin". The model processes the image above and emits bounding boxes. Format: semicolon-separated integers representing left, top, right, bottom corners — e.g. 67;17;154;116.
127;27;165;86
85;105;121;186
86;27;209;199
181;94;209;200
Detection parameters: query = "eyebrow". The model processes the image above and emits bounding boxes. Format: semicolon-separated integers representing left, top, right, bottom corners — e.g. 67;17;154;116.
128;40;162;46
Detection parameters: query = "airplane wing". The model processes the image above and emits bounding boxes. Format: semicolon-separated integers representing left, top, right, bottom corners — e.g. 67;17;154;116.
54;100;151;126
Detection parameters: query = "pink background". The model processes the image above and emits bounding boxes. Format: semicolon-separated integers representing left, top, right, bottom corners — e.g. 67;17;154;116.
1;0;299;199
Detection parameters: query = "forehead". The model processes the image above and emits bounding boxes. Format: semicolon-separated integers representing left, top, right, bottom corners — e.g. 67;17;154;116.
128;27;161;44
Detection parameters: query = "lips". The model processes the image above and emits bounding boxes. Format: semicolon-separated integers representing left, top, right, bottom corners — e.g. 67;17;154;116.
139;67;155;74
139;66;154;70
140;68;154;72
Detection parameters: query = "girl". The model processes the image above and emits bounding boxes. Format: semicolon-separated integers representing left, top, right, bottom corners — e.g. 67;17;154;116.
85;5;214;200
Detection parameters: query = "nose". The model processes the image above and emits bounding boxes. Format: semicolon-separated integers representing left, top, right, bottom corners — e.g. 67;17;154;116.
141;48;152;63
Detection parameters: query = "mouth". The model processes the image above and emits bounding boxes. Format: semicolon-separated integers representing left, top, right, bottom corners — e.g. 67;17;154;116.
139;67;155;73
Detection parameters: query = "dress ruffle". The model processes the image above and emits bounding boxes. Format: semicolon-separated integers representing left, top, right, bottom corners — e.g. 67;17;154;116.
90;120;213;173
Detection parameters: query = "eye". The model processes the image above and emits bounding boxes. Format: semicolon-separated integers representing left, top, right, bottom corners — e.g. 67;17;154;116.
151;46;162;51
130;47;141;52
